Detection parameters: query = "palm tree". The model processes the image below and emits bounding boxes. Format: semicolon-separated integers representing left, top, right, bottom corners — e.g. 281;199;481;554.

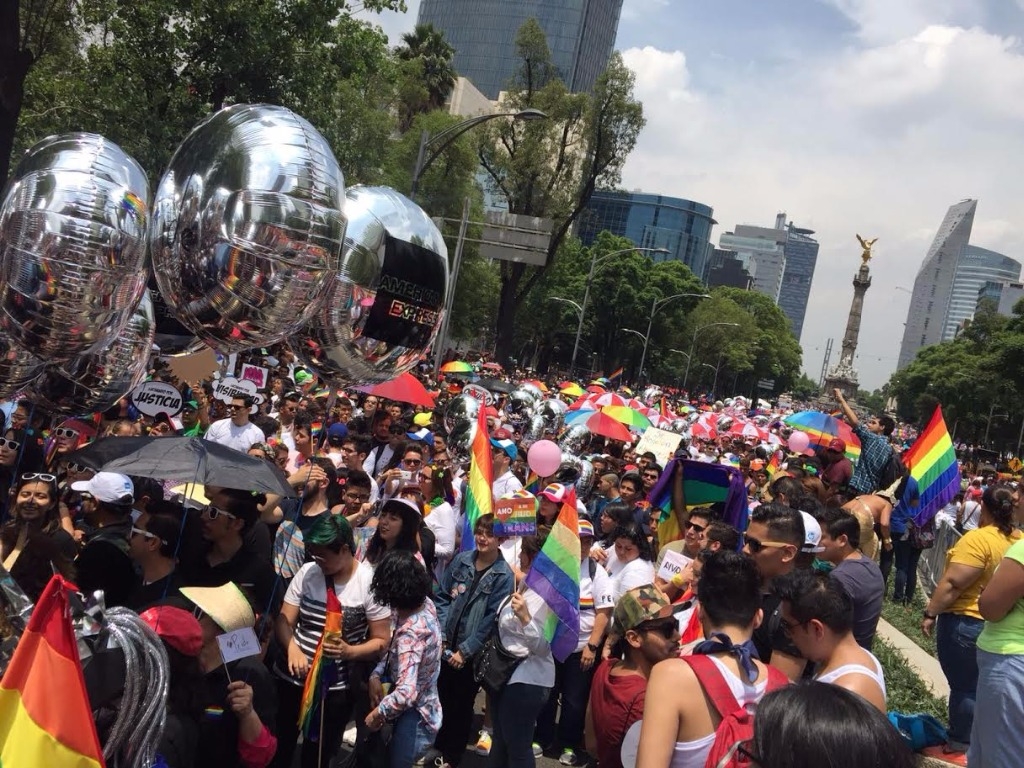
396;23;457;113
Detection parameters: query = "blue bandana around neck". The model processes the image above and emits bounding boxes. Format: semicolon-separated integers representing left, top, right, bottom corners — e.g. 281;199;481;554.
692;631;760;683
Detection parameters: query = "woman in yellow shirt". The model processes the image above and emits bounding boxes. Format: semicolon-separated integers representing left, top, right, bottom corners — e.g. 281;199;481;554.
921;486;1022;755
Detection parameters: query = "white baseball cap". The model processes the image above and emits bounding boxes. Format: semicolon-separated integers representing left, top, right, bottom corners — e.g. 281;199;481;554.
71;472;134;504
799;511;825;554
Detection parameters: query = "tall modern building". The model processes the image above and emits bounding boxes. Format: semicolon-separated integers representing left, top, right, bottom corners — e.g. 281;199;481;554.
944;245;1021;339
778;220;820;343
707;248;753;289
417;0;623;99
978;281;1024;317
578;190;717;278
898;200;977;370
719;224;788;302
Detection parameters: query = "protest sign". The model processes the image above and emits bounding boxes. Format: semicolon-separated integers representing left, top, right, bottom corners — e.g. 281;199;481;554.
213;377;265;412
239;364;269;390
634;426;683;466
216;627;261;665
656;548;692;583
131;380;185;417
462;383;495;405
494;494;538;537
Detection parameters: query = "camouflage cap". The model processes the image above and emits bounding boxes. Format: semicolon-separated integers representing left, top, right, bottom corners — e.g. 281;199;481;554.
611;583;674;635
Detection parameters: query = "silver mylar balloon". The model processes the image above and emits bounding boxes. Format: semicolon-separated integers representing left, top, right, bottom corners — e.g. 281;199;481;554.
554;452;582;487
29;290;155;415
520;414;546;452
558;424;592;455
716;415;734;433
292;185;448;388
505;386;541;428
443;393;480;435
447;418;477;467
0;133;149;362
669;418;688;435
0;337;43;401
151;104;347;353
535;398;568;436
574;458;595;498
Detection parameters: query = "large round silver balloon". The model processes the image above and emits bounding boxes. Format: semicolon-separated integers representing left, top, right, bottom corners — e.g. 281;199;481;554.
447;418;477;467
520;414;546;452
668;418;688;435
535;398;568;436
0;337;43;401
29;290;155;415
291;185;448;388
150;104;347;353
559;424;592;455
574;458;595;498
0;133;149;361
443;393;480;435
505;386;541;428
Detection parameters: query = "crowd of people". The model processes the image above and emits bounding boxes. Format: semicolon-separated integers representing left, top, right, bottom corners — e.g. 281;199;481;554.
0;348;1022;768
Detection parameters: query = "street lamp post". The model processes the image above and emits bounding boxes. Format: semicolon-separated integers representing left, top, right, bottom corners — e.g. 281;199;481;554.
566;246;669;375
682;323;740;391
638;292;711;386
410;108;547;201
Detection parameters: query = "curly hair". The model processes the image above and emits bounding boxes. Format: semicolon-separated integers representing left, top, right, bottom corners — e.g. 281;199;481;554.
370;550;431;611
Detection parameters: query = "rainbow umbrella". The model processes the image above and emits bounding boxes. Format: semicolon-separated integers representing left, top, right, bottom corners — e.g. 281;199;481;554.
783;410;861;463
440;361;474;373
565;410;633;442
559;383;585;397
601;405;651;430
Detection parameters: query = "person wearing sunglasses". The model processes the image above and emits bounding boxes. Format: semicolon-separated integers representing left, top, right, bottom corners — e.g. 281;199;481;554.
70;472;139;608
47;418;96;472
0;426;45;518
635;551;789;768
0;473;77;601
377;442;425;500
204;396;266;454
743;501;809;682
587;584;681;768
126;507;185;611
655;507;711;569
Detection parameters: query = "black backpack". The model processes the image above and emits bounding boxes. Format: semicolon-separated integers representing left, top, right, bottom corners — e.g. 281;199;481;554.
877;447;907;491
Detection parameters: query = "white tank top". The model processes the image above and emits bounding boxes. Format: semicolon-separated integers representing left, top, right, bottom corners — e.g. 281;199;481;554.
668;656;768;768
815;651;887;698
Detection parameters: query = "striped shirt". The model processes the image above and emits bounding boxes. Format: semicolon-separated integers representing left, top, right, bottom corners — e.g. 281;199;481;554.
277;561;390;690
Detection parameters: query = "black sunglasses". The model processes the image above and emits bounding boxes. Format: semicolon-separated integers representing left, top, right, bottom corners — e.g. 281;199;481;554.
685;520;707;534
635;617;678;639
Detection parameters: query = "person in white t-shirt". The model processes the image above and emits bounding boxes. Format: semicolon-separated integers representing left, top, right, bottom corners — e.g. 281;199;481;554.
204;395;266;454
610;523;656;601
535;519;613;764
490;436;524;499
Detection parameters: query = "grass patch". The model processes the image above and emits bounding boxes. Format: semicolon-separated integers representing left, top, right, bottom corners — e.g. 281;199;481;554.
874;636;947;723
880;589;936;656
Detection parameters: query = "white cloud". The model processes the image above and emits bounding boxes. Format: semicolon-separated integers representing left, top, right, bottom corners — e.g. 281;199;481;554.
618;23;1024;389
821;0;986;44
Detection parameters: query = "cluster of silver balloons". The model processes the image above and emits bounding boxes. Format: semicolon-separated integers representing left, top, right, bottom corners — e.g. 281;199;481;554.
0;104;449;414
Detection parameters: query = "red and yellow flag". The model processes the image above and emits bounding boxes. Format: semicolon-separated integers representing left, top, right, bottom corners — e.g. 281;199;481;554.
298;585;343;739
0;575;105;767
460;404;493;550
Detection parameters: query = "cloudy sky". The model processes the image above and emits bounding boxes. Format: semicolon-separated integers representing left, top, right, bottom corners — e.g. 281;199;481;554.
363;0;1024;390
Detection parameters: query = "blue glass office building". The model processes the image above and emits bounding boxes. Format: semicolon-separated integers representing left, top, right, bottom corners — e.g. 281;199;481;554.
777;224;820;343
416;0;623;99
578;190;717;278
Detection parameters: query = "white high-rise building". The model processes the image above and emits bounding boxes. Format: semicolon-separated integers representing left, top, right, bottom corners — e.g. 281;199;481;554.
719;225;788;302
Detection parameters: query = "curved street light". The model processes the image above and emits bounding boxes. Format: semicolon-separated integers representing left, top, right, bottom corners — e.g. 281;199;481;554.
682;322;740;390
620;327;647;342
638;292;712;385
410;108;548;201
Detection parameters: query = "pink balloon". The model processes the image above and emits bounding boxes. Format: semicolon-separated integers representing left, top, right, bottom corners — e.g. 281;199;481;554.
788;430;810;453
528;439;562;477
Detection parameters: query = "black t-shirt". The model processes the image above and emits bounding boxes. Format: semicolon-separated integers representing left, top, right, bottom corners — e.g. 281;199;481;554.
125;570;186;612
752;592;804;667
196;656;277;768
75;524;138;608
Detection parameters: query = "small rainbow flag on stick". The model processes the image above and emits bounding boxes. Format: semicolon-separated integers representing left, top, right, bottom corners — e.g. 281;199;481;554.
461;403;493;550
298;586;342;739
524;489;581;662
0;575;104;768
894;405;960;527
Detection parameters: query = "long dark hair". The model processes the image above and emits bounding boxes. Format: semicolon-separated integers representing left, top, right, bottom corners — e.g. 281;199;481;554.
365;499;421;565
981;485;1016;536
597;501;635;548
3;474;61;538
752;683;915;768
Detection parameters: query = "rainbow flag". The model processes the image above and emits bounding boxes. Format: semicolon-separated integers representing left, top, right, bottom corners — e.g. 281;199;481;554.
765;450;783;479
659;397;671;419
895;405;960;527
607;367;624;385
524;489;581;662
299;583;342;739
648;458;749;544
461;403;493;550
0;575;104;768
524;470;542;495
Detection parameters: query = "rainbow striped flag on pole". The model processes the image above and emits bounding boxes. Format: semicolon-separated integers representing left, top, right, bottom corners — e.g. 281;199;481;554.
0;575;104;768
895;405;960;527
461;402;493;550
298;583;342;739
524;489;581;662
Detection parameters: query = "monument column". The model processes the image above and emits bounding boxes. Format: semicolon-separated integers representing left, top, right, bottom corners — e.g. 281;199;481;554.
824;236;875;400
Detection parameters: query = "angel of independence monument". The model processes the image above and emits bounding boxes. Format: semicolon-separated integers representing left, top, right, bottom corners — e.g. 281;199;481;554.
824;235;876;400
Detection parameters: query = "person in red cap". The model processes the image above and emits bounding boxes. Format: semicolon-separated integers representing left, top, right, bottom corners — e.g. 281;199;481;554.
821;438;854;499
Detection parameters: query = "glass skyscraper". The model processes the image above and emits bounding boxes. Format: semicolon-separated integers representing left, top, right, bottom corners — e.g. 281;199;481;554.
944;245;1021;339
578;190;717;278
777;224;820;343
416;0;623;99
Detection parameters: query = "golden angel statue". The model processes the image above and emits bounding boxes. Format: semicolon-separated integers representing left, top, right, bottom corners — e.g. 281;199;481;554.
856;234;878;263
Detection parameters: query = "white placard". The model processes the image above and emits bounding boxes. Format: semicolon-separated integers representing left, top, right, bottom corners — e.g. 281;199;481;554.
216;627;261;665
633;426;683;466
131;380;185;417
656;548;692;583
239;364;269;390
213;376;266;412
462;383;495;405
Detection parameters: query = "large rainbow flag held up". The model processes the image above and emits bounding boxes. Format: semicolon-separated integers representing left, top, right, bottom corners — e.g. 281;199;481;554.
648;458;749;544
894;405;960;527
524;489;581;662
0;575;105;768
298;584;343;739
461;403;494;550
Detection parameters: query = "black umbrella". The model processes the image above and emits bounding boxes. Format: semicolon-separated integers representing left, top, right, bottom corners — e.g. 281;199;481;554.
476;378;515;394
66;436;295;497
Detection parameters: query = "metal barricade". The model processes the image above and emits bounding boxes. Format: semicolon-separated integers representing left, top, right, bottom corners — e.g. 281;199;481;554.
917;518;962;596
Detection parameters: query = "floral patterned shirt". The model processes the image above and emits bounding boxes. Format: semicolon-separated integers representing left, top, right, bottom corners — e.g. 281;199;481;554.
372;599;443;734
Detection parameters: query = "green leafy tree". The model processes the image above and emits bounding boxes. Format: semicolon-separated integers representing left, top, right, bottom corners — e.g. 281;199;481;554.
477;20;645;365
394;23;457;130
790;372;821;401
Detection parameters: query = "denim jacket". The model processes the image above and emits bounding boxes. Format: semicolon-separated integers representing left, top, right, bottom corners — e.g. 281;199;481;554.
433;550;514;659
